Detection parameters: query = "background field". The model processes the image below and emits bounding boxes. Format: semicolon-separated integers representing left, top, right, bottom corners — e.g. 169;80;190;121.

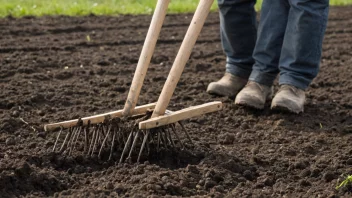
0;0;352;17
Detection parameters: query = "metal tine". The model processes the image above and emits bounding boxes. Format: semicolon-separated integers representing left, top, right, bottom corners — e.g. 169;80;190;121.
120;125;127;144
121;129;127;145
146;131;152;155
148;130;156;144
116;128;124;150
165;127;176;148
165;127;173;145
126;129;141;163
88;126;98;156
157;129;161;151
119;129;134;164
99;124;105;145
99;117;111;147
91;125;102;156
59;127;72;153
137;130;150;163
160;128;170;148
178;121;193;145
108;128;117;161
160;128;169;148
99;123;112;159
84;121;91;154
69;119;83;156
68;126;78;155
117;121;127;150
121;121;132;144
65;127;78;154
70;125;82;156
171;124;185;149
53;126;63;152
106;118;119;147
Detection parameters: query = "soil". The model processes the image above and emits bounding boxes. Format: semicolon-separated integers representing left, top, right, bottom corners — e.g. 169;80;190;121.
0;6;352;198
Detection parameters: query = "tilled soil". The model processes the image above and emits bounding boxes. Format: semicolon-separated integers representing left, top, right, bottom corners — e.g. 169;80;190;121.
0;6;351;198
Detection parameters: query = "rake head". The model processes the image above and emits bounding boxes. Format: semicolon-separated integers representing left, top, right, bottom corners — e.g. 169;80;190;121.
52;110;193;164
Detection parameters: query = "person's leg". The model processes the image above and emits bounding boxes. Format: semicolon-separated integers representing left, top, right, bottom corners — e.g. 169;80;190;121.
278;0;329;90
235;0;290;109
207;0;256;97
272;0;329;113
248;0;290;87
219;0;257;78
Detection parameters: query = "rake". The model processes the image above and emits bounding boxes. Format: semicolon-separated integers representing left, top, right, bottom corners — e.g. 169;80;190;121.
44;0;221;163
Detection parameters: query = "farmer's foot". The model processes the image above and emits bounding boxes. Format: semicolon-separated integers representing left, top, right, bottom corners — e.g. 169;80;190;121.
271;84;305;114
235;81;273;109
207;73;247;98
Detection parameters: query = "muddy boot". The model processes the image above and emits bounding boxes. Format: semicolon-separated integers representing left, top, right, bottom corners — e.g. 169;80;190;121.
271;85;305;113
234;81;273;109
207;73;247;98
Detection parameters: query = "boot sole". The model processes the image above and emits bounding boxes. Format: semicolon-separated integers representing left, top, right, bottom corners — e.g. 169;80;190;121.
206;89;236;98
235;100;265;110
271;104;303;114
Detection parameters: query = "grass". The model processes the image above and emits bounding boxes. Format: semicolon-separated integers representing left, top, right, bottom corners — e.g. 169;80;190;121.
0;0;351;17
336;175;352;191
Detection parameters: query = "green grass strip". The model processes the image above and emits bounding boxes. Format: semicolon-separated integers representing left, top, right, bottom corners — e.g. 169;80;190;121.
0;0;351;17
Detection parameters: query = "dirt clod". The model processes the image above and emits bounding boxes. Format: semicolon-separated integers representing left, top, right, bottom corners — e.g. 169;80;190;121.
186;165;199;174
12;110;20;117
323;171;336;182
5;137;16;145
105;182;114;190
218;133;235;145
346;158;352;165
204;179;217;189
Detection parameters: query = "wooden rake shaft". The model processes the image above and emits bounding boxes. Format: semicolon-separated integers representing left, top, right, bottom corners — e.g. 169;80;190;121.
151;0;215;119
44;0;170;131
140;0;220;130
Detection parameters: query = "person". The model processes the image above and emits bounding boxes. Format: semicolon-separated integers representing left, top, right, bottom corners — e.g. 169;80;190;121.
207;0;329;113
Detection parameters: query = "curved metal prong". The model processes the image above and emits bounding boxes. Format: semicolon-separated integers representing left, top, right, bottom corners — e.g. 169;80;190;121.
119;130;134;164
137;130;150;163
53;126;63;152
178;121;193;145
99;124;112;159
126;130;141;163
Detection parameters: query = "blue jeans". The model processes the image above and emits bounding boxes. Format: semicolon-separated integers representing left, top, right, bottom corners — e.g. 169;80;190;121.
218;0;257;79
220;0;329;90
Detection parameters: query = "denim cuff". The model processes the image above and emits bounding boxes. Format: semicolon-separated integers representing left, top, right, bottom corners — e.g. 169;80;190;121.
279;73;310;90
249;69;277;87
226;63;252;79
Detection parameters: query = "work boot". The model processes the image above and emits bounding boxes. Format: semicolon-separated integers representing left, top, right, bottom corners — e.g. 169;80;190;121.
271;84;305;113
207;73;247;98
235;81;273;109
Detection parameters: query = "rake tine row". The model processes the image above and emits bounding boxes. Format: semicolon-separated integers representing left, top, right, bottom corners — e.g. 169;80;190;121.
51;114;194;163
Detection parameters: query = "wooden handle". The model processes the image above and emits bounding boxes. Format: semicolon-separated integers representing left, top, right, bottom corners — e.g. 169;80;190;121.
151;0;214;118
122;0;170;117
139;101;222;129
44;103;156;131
